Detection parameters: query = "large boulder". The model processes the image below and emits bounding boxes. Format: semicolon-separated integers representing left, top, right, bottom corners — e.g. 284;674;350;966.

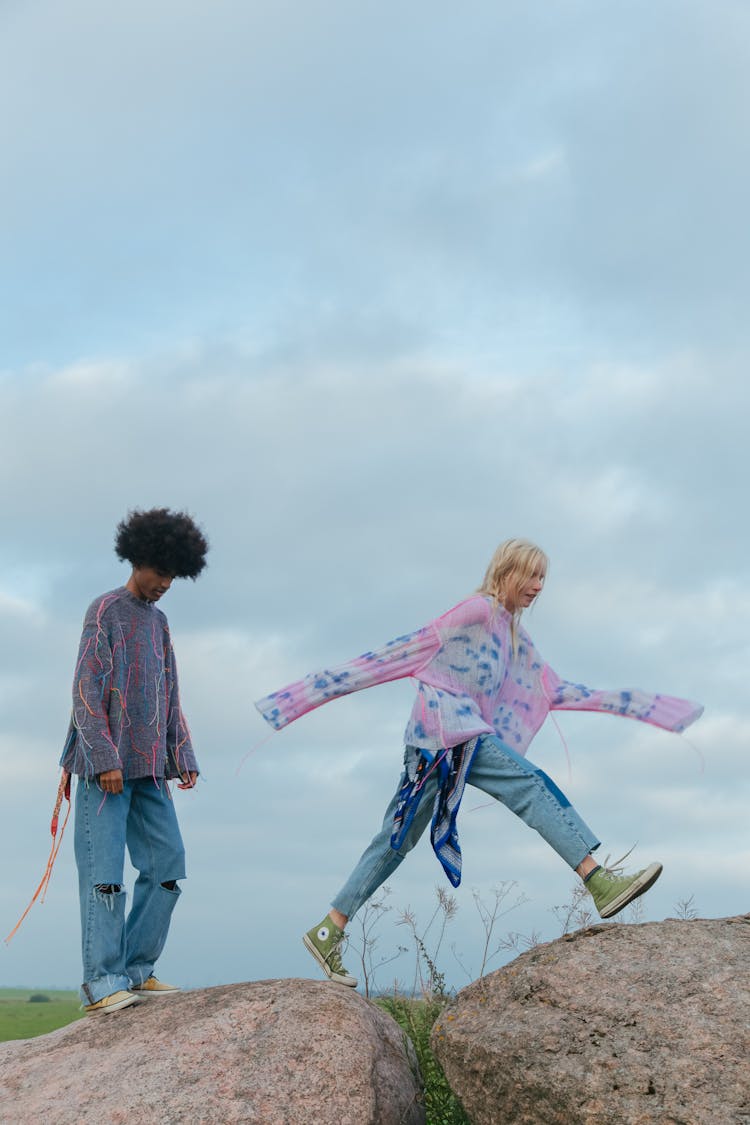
0;978;424;1124
432;914;750;1125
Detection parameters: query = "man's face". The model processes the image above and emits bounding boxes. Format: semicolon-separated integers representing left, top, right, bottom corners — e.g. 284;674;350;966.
128;566;174;603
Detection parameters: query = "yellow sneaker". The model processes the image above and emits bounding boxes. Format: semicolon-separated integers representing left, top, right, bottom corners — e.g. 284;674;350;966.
131;976;181;996
84;990;139;1015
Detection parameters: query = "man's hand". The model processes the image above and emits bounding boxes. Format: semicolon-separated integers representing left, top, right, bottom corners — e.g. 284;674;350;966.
98;769;124;794
177;771;198;790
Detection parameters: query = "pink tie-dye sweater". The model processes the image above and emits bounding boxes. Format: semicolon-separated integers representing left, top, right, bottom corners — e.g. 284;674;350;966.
255;595;703;753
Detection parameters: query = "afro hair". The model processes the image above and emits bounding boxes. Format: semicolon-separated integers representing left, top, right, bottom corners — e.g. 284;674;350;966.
115;508;209;579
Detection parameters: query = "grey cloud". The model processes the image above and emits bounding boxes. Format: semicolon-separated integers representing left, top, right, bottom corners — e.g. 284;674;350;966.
1;1;747;990
3;2;749;364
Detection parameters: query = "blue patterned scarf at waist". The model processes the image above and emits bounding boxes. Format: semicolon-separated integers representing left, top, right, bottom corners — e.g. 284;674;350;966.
390;736;480;887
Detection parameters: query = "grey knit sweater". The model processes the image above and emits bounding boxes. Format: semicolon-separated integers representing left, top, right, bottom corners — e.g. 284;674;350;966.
60;587;199;781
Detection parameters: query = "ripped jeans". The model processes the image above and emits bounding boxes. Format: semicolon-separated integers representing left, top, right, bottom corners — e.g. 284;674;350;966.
74;776;186;1005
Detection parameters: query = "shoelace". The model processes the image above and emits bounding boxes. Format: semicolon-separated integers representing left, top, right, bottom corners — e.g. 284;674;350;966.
598;844;637;878
326;932;349;972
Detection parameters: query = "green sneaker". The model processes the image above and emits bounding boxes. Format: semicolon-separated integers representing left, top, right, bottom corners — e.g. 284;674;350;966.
303;917;358;987
586;860;663;918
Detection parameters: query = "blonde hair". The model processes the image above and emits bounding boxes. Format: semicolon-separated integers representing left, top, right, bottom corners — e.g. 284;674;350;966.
478;538;548;645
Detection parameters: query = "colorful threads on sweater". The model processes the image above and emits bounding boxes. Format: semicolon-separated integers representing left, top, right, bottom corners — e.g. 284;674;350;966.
60;587;198;782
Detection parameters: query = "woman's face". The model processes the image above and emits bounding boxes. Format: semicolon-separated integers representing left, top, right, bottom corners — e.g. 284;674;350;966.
506;560;546;611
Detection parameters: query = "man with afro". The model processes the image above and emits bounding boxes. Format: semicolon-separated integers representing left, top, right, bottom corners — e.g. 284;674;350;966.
60;508;208;1014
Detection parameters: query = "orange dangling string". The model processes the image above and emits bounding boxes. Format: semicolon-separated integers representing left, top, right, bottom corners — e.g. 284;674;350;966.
5;770;72;944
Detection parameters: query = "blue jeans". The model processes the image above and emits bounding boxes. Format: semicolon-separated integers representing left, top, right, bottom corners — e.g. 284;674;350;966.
74;777;186;1005
331;733;600;918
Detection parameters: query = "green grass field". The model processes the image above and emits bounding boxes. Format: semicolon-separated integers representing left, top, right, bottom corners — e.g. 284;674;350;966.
0;988;84;1042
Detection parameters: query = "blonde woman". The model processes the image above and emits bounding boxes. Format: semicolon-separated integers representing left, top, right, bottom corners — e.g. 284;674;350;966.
255;539;702;988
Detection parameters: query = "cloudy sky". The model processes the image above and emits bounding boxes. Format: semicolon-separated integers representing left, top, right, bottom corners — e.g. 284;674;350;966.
1;1;747;994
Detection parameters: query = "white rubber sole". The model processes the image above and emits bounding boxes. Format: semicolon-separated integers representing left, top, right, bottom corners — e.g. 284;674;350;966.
130;987;181;998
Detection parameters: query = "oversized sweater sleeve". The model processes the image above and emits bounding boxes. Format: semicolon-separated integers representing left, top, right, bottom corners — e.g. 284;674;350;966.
255;623;442;731
541;665;704;733
164;633;199;778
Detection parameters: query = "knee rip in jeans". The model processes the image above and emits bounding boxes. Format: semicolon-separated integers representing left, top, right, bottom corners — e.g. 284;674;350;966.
94;884;123;910
161;880;179;891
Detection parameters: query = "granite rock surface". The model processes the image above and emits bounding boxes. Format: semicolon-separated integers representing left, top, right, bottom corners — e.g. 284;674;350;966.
432;914;750;1125
0;977;425;1125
